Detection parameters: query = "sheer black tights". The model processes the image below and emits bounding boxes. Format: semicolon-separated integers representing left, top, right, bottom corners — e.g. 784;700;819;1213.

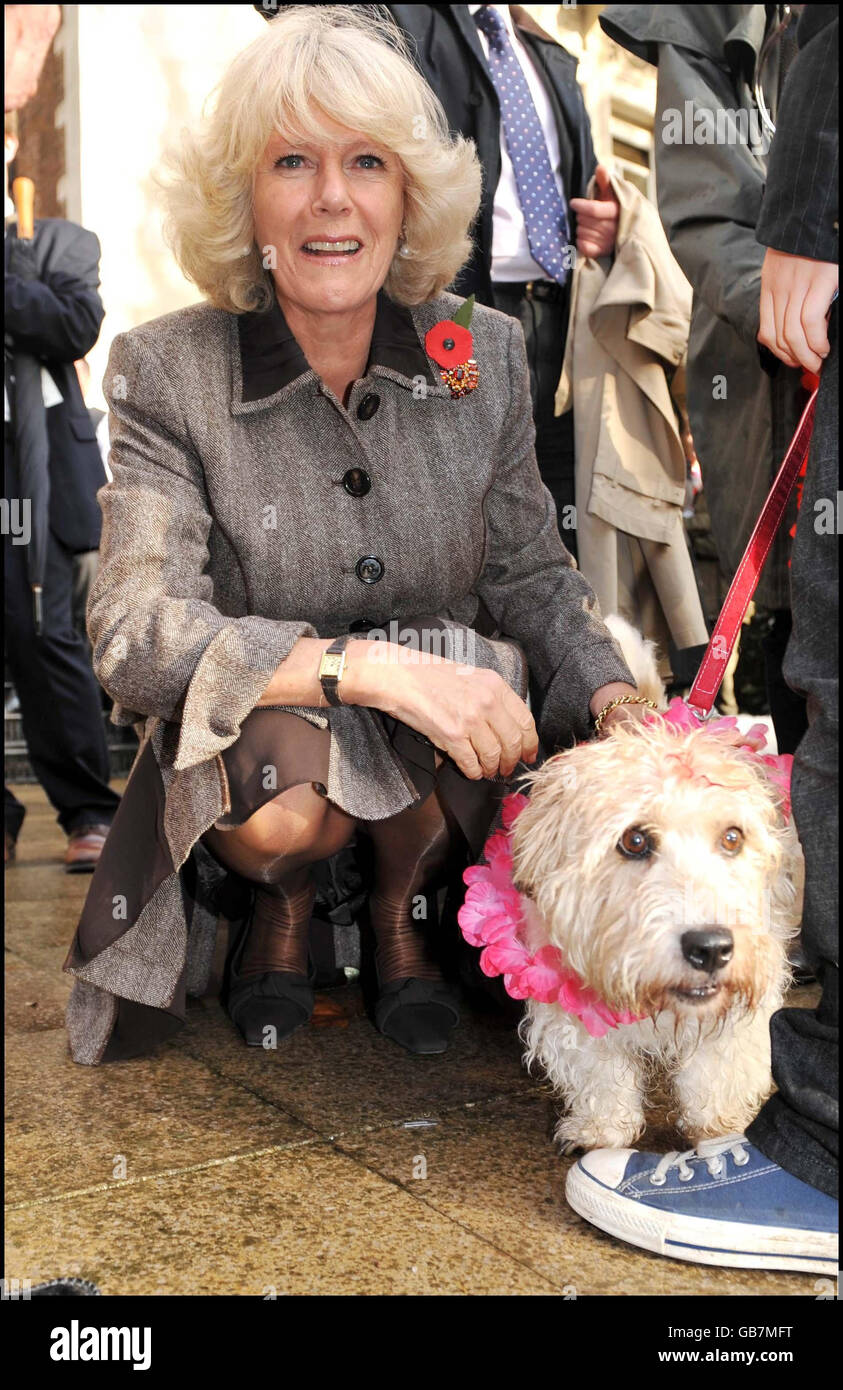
201;755;466;985
360;775;465;984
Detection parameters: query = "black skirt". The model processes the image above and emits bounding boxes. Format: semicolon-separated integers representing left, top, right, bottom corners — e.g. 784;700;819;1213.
209;704;514;863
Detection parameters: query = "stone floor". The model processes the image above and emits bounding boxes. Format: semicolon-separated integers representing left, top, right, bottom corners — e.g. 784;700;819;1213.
5;775;822;1297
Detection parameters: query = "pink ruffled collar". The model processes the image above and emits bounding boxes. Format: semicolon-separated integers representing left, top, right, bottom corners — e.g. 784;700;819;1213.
456;699;793;1037
457;792;643;1036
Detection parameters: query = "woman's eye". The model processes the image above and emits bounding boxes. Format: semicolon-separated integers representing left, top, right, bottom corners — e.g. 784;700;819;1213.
273;154;384;170
720;826;744;855
618;826;653;858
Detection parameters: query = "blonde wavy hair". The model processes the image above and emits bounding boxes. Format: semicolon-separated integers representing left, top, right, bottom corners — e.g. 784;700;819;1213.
154;4;482;313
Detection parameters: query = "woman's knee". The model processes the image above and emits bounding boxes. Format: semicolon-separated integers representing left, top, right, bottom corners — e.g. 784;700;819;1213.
208;781;356;871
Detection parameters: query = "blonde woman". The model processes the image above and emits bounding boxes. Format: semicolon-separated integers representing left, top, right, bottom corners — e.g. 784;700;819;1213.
64;6;643;1066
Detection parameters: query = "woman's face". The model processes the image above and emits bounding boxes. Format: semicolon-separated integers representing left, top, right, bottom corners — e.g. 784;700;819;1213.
253;113;405;320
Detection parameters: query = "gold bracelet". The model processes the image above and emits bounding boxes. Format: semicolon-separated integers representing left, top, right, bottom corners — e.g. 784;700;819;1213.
593;694;659;735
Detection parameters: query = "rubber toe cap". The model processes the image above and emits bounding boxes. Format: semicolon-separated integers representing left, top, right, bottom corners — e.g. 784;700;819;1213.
574;1148;637;1190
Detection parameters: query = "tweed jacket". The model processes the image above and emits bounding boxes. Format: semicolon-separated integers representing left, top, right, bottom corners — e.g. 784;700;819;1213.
63;286;633;1064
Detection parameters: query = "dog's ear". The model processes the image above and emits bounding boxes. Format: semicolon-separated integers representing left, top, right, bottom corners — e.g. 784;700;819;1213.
510;748;586;893
512;752;580;837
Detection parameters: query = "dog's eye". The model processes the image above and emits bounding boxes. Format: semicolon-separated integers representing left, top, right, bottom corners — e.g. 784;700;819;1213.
720;826;744;855
618;826;653;858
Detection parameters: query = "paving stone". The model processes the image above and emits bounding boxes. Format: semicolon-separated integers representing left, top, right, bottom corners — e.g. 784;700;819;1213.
5;1145;560;1296
5;1030;306;1205
334;1091;820;1297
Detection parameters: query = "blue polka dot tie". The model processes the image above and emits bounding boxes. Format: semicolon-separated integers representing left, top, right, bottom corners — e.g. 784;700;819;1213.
474;4;571;284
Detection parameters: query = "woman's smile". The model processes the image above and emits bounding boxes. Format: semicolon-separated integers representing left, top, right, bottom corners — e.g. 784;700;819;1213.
299;235;365;264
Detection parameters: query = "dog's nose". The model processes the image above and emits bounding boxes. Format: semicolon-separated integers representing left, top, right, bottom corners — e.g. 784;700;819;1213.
681;928;734;974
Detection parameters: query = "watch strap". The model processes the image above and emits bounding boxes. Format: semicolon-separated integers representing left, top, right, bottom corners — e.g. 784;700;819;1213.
319;633;353;707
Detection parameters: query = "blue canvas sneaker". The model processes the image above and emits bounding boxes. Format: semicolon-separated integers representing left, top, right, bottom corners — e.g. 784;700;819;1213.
566;1134;838;1274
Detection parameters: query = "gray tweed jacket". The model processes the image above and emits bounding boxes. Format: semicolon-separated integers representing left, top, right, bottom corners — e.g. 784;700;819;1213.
63;286;633;1064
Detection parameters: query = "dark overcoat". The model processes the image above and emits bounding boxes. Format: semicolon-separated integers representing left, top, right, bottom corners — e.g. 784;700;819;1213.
4;218;108;553
63;287;633;1064
600;4;807;609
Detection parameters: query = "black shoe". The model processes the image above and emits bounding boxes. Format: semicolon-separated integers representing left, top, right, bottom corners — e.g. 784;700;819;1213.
374;975;460;1055
222;893;315;1047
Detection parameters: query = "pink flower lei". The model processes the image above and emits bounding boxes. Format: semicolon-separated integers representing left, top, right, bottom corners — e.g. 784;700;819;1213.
456;698;794;1038
652;698;794;819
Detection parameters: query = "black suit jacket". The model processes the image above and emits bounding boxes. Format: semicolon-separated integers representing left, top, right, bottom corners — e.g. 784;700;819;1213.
756;3;839;263
390;4;597;302
4;218;107;553
253;3;597;305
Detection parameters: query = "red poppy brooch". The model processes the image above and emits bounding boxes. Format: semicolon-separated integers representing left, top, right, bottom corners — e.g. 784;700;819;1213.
424;294;479;399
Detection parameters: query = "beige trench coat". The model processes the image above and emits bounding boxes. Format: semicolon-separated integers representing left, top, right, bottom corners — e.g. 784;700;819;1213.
556;169;709;670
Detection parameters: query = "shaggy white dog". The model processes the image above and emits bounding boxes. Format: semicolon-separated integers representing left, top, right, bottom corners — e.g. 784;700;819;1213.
512;617;803;1153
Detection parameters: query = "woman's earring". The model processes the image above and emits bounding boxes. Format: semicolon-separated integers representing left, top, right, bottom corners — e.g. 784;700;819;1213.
398;224;411;258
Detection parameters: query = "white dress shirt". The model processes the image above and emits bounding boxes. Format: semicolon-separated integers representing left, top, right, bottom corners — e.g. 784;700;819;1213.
467;3;567;284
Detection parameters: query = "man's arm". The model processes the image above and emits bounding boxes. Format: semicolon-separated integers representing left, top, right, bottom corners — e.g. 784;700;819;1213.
5;225;105;361
756;13;839;373
651;43;771;348
756;11;838;264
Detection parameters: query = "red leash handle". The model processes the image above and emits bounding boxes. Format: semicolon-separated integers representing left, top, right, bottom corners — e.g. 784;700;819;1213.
686;385;819;717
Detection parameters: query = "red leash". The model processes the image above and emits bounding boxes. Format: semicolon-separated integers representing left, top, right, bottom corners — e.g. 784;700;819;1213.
686;385;819;718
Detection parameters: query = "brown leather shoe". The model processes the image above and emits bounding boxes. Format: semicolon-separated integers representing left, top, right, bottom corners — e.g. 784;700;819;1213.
64;823;111;873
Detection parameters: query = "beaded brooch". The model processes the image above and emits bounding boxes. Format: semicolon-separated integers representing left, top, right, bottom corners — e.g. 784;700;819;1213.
424;295;479;399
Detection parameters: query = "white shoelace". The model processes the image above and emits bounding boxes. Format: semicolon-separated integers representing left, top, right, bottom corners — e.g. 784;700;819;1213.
649;1134;751;1186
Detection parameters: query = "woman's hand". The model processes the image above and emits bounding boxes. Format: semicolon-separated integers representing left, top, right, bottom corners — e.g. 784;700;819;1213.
344;641;538;780
589;681;652;738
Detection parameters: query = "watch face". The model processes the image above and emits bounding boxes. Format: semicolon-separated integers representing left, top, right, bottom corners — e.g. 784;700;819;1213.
321;654;344;678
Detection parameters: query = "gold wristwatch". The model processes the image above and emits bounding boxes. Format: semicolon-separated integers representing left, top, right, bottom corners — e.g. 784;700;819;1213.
318;634;352;707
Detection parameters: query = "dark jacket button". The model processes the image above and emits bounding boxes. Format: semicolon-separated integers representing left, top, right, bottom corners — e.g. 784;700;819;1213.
342;467;372;497
357;393;380;420
348;618;376;632
468;90;483;106
355;555;384;584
